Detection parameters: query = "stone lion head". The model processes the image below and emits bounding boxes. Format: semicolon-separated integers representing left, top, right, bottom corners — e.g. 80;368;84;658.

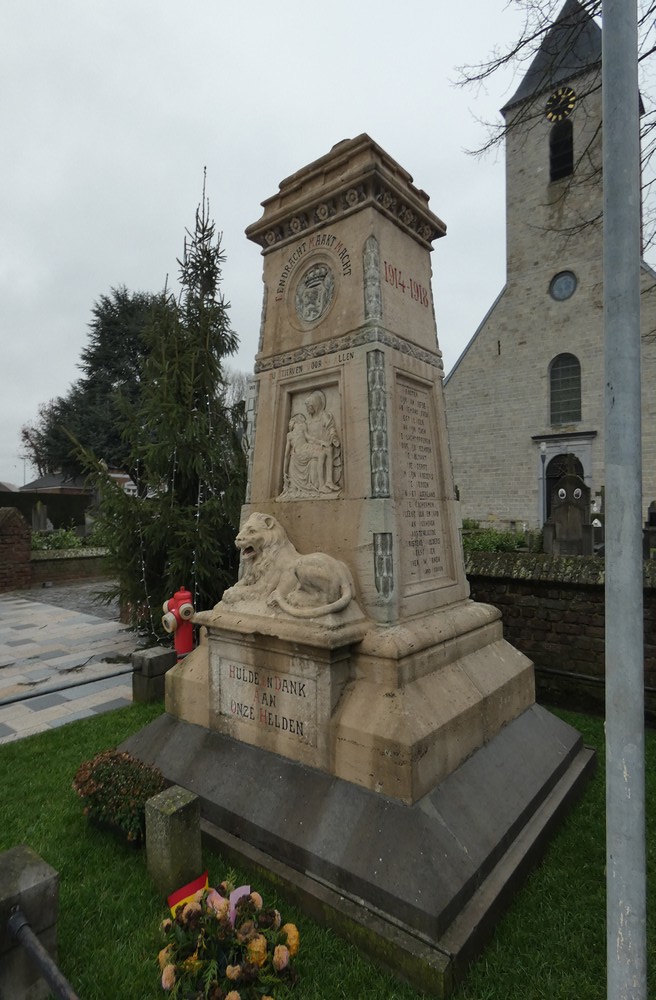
235;512;287;565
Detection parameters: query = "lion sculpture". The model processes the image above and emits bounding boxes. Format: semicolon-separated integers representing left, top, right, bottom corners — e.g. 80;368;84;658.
220;512;357;619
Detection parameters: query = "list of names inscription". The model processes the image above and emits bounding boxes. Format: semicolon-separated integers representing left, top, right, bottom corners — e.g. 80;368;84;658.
397;379;446;585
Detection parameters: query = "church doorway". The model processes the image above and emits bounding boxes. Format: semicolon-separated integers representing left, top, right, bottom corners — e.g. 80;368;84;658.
545;453;584;521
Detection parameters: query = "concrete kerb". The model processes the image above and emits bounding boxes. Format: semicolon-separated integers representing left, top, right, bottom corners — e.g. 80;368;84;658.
0;665;134;708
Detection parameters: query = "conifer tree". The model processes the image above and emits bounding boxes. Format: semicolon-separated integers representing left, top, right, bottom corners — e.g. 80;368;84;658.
88;178;246;631
20;287;160;478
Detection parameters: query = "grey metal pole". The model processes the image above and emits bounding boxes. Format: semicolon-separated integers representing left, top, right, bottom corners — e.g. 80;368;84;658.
7;908;81;1000
602;0;647;997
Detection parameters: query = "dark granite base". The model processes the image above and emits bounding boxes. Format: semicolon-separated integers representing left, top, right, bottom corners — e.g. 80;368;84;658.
122;705;594;994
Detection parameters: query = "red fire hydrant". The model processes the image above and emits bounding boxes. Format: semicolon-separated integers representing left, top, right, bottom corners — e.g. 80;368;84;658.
162;587;195;659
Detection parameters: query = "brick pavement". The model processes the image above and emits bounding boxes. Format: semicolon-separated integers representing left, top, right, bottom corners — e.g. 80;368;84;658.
0;582;143;744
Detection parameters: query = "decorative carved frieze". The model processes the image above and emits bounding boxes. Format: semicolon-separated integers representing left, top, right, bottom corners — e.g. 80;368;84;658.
363;235;382;322
254;328;444;374
243;379;259;504
255;179;441;251
373;532;394;598
367;349;390;498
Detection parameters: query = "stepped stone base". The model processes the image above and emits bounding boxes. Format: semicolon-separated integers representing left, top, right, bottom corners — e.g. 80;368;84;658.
122;706;594;996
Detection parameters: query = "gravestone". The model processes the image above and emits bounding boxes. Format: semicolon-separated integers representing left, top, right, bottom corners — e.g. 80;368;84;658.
543;473;593;555
124;136;593;993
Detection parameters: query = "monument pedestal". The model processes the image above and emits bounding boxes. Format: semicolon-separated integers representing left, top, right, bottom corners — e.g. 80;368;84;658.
176;596;534;805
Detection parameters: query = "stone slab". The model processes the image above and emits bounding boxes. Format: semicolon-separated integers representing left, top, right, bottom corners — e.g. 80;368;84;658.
133;672;165;703
132;647;177;678
0;845;58;956
0;924;57;1000
121;704;593;942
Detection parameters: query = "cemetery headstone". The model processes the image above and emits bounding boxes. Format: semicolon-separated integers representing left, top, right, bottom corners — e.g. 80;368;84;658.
543;472;593;555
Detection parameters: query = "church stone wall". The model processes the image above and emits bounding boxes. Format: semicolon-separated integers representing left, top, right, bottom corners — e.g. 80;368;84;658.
466;550;656;722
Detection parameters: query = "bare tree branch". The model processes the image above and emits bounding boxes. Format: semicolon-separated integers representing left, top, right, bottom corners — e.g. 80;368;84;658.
455;0;656;250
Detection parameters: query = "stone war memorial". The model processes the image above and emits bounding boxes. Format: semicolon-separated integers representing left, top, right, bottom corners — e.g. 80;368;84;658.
124;135;594;995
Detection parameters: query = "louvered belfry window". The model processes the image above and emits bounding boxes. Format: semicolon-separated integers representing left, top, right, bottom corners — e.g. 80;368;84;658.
550;120;574;181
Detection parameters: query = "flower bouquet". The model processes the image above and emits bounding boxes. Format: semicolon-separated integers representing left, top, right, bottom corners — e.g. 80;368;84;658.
159;873;299;999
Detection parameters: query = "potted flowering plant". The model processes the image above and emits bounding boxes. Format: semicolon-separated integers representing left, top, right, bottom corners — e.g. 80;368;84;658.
72;749;166;844
158;874;299;999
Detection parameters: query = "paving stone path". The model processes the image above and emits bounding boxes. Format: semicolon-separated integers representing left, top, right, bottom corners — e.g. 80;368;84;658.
0;581;143;744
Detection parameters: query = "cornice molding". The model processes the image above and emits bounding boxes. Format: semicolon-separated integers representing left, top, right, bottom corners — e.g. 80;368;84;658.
246;134;446;254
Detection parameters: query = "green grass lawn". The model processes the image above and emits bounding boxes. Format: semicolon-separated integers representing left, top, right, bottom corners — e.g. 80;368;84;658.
0;704;653;999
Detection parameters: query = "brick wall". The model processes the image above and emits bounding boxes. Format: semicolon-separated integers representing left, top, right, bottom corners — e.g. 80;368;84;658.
0;508;31;592
0;505;110;592
30;549;110;585
466;551;656;721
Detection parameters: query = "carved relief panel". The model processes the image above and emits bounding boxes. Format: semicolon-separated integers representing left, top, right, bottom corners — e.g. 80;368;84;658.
277;385;343;501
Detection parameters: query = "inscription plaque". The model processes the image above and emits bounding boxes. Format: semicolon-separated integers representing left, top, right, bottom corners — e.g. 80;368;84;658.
397;378;447;585
218;658;316;746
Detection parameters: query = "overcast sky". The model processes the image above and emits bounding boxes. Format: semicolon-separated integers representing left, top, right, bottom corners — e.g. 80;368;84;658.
1;1;560;486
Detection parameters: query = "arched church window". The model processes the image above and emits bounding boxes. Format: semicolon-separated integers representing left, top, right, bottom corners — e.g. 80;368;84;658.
550;120;573;181
550;353;581;424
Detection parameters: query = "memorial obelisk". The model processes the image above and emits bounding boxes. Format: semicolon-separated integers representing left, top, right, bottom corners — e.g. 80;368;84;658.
127;136;592;992
164;134;536;802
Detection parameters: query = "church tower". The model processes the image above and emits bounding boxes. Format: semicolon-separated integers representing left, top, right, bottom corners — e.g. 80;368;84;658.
444;0;656;528
504;0;603;295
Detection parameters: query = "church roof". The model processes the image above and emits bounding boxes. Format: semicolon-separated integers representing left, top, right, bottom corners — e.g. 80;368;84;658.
501;0;601;114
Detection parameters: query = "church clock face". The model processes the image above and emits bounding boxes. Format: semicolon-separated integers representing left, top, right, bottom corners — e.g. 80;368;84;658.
545;86;577;122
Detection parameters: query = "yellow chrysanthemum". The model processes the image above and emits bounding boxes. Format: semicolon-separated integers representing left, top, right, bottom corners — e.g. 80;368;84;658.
250;891;263;910
226;964;241;981
225;992;241;1000
281;922;300;957
247;932;268;967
